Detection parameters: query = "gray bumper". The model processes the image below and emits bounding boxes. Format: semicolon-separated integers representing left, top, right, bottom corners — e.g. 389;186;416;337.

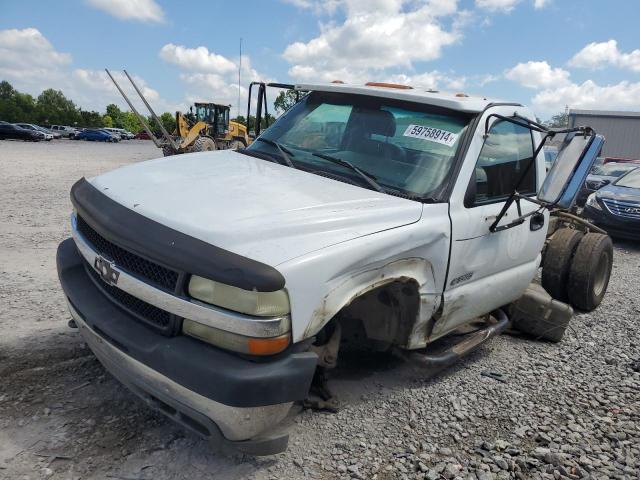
68;301;293;454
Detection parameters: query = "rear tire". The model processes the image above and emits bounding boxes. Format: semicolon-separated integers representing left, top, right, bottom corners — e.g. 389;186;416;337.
190;136;217;152
567;233;613;312
230;139;246;150
541;228;584;301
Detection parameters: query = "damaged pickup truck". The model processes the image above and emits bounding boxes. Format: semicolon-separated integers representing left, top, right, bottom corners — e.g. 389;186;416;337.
57;82;612;455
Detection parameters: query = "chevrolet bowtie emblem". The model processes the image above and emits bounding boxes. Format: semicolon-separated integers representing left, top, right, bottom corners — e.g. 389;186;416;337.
94;255;120;286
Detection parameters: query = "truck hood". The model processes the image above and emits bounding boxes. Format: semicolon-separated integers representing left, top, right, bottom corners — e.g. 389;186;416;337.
89;150;423;266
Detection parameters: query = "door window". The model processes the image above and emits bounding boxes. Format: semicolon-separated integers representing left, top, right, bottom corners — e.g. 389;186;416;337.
472;120;535;205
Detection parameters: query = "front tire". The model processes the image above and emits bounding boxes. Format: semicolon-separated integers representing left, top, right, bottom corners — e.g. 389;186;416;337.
230;139;246;150
567;233;613;311
190;136;217;152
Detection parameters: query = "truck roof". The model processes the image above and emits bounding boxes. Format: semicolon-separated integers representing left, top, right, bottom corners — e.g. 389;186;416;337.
294;82;515;113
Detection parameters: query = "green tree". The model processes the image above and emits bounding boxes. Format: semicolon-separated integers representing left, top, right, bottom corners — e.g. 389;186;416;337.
0;80;16;100
273;90;299;114
545;112;568;128
79;110;103;127
105;104;123;127
153;112;176;134
35;88;80;125
120;111;143;133
102;114;114;128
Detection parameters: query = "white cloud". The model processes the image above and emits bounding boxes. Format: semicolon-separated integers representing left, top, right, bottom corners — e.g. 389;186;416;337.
532;80;640;113
283;0;463;83
0;28;71;80
159;44;237;74
475;0;548;12
85;0;164;23
0;27;179;113
504;61;571;89
533;0;551;8
569;39;640;72
475;0;520;12
159;44;269;118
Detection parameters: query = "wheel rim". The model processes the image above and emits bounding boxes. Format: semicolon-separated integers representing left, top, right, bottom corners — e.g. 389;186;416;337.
593;251;610;297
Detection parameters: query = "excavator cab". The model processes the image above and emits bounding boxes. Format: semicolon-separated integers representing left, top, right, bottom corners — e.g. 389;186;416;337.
194;102;230;136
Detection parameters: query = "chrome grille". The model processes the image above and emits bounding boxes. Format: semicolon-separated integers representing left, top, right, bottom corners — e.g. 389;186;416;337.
77;215;179;291
602;198;640;220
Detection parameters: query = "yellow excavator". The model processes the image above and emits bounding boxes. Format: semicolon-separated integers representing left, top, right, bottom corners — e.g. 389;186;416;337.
106;69;251;156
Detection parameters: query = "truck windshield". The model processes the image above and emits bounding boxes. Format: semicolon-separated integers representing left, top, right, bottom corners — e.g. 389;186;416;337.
245;91;471;199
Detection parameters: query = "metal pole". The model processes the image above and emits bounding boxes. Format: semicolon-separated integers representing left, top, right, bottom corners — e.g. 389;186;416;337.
238;38;242;120
104;69;162;148
123;70;179;150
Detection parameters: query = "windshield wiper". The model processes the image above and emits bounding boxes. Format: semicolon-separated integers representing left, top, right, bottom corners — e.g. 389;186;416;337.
312;152;384;193
256;138;296;168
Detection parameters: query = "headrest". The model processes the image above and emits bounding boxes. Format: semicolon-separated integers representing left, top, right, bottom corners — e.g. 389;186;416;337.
350;109;397;137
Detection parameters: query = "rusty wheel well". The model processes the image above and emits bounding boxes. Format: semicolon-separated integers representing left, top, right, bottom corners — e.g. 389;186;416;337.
316;279;421;351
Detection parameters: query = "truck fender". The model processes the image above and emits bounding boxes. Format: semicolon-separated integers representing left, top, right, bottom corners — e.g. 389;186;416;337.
303;257;441;349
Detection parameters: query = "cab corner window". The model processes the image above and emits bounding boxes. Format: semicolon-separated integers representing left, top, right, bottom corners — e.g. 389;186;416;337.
471;119;535;206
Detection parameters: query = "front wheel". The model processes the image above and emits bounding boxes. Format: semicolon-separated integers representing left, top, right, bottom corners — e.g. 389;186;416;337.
190;136;217;152
567;233;613;311
230;139;246;150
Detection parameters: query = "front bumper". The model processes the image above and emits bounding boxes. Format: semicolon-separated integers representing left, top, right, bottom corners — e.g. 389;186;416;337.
583;205;640;240
57;238;317;454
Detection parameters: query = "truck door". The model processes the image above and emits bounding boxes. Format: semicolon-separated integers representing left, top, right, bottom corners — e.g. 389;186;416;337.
433;106;547;338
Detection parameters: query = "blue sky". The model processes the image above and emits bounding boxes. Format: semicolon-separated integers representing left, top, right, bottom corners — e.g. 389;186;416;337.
1;0;639;119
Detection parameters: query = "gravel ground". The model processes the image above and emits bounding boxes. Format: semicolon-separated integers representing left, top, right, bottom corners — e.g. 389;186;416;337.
0;139;638;480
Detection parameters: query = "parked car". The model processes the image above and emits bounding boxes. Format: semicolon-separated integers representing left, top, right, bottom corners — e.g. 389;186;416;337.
0;121;44;141
575;162;639;207
99;129;122;142
75;129;119;142
14;123;54;141
135;130;153;140
37;125;63;139
583;167;640;239
105;128;135;140
50;125;79;138
102;128;124;140
543;146;558;172
603;157;640;165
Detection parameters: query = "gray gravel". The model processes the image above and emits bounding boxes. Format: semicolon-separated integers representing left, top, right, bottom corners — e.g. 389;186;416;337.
0;140;638;480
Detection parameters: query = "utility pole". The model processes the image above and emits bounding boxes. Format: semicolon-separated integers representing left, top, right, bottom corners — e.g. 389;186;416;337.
237;38;242;120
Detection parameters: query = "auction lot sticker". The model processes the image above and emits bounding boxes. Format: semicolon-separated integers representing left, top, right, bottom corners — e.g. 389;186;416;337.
403;124;458;147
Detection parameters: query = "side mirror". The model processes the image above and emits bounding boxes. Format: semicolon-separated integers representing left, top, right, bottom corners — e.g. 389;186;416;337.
537;133;604;209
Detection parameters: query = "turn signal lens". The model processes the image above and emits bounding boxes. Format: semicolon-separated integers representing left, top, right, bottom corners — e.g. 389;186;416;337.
183;319;291;356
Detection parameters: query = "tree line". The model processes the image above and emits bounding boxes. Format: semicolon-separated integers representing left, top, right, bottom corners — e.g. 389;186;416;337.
0;80;175;133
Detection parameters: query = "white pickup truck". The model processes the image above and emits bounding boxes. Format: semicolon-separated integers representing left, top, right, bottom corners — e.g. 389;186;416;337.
57;82;611;455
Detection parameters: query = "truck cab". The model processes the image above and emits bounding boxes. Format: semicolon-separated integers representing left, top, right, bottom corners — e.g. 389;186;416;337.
56;82;609;455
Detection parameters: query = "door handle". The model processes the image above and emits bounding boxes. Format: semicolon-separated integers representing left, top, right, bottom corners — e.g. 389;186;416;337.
530;212;545;231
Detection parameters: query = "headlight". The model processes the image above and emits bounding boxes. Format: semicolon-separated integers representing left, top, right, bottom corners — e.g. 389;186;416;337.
183;319;290;355
586;193;601;210
188;275;290;317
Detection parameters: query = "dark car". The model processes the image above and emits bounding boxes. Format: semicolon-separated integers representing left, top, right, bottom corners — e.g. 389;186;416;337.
575;162;639;207
0;121;43;141
76;129;118;142
583;167;640;240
